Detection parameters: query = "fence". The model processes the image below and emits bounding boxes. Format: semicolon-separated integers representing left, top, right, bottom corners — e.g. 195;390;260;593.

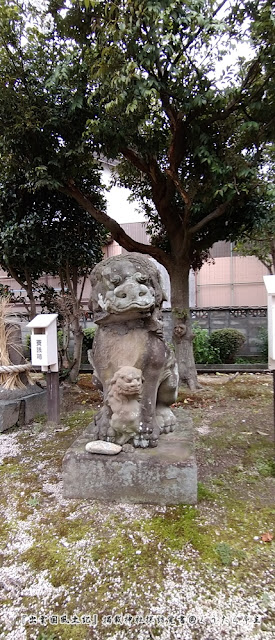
10;306;268;360
162;307;267;357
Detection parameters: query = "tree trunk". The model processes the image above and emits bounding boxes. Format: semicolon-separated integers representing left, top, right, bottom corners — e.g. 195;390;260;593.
25;271;37;320
59;322;71;370
27;291;37;320
169;259;198;390
68;316;83;384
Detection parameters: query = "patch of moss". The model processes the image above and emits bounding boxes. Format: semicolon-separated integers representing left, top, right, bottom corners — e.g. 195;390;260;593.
222;498;274;534
0;456;21;466
0;461;22;477
37;632;58;640
56;520;92;544
34;624;89;640
0;521;13;546
204;433;236;450
21;538;80;588
211;419;229;428
32;414;48;426
243;439;274;461
141;505;218;564
255;458;275;477
61;409;95;431
211;477;226;487
197;482;217;501
90;526;165;582
224;383;259;399
202;494;275;574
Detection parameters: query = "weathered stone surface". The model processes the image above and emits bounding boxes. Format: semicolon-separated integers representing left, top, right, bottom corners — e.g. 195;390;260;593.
88;254;179;448
106;366;143;445
0;384;47;433
122;443;135;453
85;441;122;455
62;408;197;505
0;383;41;401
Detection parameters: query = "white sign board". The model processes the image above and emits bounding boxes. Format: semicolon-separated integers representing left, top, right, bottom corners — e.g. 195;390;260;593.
26;314;59;372
263;276;275;370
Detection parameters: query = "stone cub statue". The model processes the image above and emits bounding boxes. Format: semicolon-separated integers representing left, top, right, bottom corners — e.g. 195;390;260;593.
107;365;143;445
88;253;178;448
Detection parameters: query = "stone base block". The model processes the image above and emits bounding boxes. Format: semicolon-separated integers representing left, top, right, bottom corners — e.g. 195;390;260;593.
62;408;197;505
0;385;47;432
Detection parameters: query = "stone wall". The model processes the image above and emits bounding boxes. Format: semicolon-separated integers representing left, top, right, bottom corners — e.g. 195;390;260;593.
162;307;267;357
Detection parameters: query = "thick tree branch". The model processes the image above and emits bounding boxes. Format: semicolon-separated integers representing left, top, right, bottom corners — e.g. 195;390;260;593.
261;114;275;134
172;0;228;67
60;182;170;269
79;271;87;304
120;147;151;176
121;146;166;190
190;201;231;235
120;147;183;237
159;91;178;130
159;92;187;173
211;57;264;123
5;264;25;290
165;168;191;208
259;258;273;275
65;260;74;297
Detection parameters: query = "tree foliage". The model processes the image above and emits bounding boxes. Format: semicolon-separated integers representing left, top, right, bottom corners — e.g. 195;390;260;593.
0;0;274;386
235;150;275;274
0;178;106;293
0;0;107;380
235;204;275;274
0;175;106;380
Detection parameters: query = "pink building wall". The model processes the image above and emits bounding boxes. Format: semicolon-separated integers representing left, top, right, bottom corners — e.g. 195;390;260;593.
0;231;269;314
195;256;269;307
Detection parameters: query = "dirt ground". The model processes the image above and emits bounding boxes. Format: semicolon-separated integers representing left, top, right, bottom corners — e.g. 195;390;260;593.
63;371;275;507
0;372;274;640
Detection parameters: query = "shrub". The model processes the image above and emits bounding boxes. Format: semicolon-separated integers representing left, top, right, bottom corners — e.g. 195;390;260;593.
25;333;31;358
258;327;268;362
209;328;245;364
192;323;221;364
82;327;97;363
57;329;65;350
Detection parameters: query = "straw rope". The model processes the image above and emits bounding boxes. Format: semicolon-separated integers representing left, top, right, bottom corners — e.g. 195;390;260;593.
0;363;32;374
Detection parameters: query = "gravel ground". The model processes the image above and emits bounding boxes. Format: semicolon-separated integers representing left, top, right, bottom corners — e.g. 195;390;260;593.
0;374;274;640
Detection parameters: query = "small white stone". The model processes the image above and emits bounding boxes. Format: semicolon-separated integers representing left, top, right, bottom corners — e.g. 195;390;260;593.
85;441;122;455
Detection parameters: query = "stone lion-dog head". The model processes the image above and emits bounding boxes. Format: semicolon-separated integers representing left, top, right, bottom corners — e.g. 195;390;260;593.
89;253;167;324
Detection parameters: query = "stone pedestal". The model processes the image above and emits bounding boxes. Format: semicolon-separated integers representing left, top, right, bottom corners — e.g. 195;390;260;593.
0;384;47;432
62;408;197;505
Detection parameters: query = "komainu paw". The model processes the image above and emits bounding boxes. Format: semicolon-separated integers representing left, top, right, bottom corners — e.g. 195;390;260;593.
156;405;177;434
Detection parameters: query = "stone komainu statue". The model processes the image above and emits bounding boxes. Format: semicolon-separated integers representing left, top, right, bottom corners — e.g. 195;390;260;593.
88;253;178;448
